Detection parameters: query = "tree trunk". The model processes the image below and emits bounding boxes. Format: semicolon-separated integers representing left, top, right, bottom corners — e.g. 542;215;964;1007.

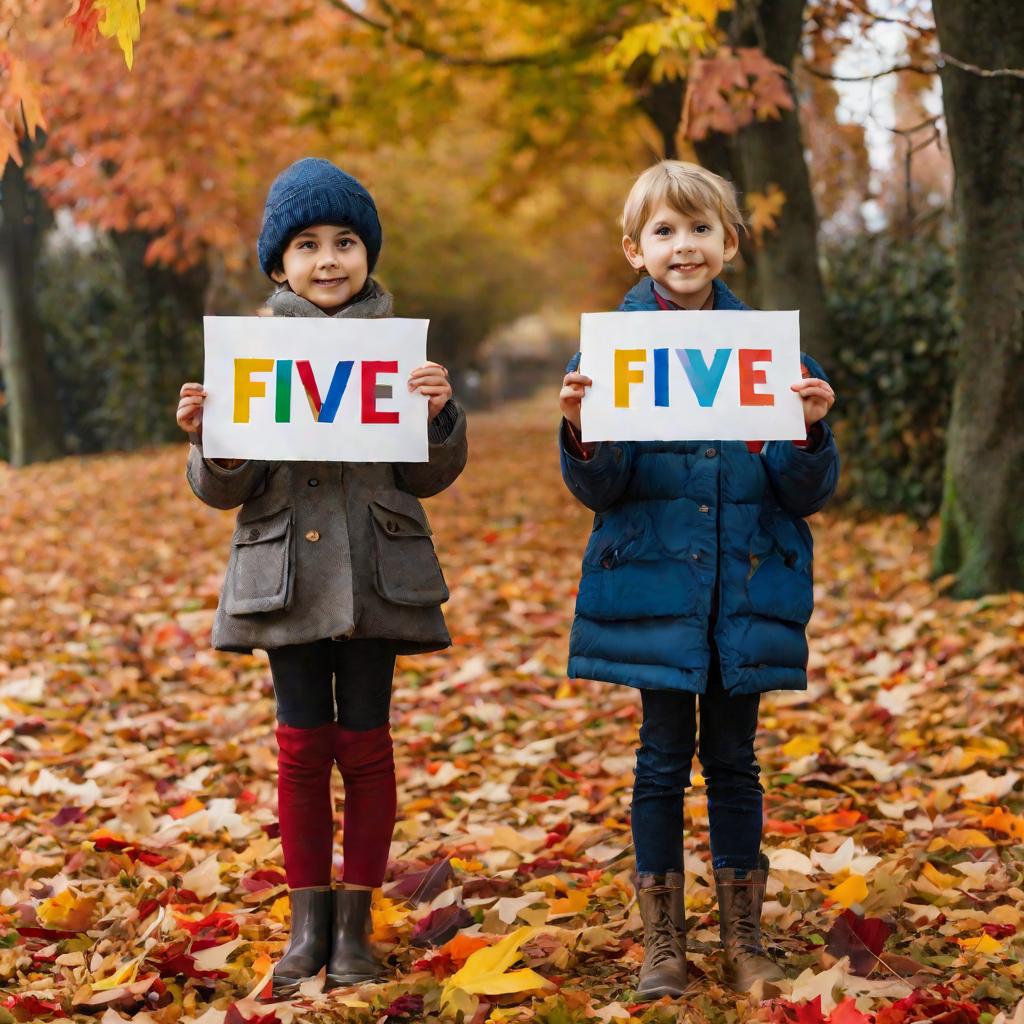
0;140;65;466
111;231;210;444
931;0;1024;595
726;0;831;364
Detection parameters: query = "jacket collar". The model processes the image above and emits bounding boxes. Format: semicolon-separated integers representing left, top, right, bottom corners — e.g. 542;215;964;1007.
618;276;749;312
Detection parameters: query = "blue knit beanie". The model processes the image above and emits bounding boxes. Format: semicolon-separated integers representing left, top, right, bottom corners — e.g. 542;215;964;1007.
257;158;383;276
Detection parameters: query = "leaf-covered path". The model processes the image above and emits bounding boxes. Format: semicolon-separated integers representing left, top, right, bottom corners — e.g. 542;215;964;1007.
1;402;1022;1024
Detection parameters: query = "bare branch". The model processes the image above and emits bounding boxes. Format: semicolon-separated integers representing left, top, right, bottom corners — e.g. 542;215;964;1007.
938;51;1024;80
800;60;937;81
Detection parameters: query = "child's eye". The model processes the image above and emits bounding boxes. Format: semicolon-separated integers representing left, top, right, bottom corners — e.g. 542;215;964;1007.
297;240;316;250
695;224;709;233
338;238;352;249
655;225;672;236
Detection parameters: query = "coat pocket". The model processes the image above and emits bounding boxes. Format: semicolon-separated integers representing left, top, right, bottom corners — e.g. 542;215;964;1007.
223;506;295;615
368;490;450;607
745;511;814;624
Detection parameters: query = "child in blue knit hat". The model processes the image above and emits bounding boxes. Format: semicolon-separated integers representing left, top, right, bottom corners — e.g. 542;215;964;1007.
176;158;467;997
558;160;839;999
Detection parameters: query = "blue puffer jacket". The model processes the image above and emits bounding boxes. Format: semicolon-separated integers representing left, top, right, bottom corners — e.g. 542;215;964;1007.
561;277;840;696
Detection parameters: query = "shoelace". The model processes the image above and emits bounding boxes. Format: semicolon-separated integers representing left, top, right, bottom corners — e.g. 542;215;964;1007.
642;887;681;968
647;910;680;967
722;882;769;956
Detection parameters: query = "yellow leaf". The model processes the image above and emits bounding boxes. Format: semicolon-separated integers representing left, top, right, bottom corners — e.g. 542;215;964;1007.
782;735;821;759
959;737;1010;770
746;184;786;245
371;896;408;941
440;927;551;1013
451;856;484;872
95;0;146;70
826;874;867;908
920;862;958;889
92;953;144;990
546;889;588;919
956;933;1004;955
945;828;996;850
37;889;98;931
268;896;289;923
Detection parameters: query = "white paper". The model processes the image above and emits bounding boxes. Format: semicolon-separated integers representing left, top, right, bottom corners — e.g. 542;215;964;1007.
202;316;430;462
579;310;806;443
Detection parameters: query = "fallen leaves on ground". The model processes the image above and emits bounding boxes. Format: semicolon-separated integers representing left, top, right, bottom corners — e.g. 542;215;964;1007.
0;399;1022;1023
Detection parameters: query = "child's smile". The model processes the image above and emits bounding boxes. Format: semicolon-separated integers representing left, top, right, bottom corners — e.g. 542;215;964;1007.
623;203;739;310
273;224;369;313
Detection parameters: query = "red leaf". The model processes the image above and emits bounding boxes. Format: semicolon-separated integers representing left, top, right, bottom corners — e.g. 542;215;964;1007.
825;910;893;976
65;0;100;49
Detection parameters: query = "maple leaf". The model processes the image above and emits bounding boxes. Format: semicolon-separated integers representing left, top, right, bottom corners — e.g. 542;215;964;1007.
66;0;101;49
95;0;146;70
747;184;787;245
440;926;552;1014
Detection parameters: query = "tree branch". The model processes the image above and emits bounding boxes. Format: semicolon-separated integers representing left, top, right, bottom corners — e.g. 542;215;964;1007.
800;60;936;81
324;0;618;69
938;51;1024;80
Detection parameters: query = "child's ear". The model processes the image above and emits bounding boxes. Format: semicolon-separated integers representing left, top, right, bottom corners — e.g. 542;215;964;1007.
723;226;740;263
622;235;645;272
270;268;288;284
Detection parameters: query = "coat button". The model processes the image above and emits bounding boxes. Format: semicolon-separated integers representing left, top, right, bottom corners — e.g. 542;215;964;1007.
305;529;320;543
247;528;260;541
691;552;701;561
386;520;399;533
705;447;717;458
784;552;797;568
308;478;319;487
698;504;710;513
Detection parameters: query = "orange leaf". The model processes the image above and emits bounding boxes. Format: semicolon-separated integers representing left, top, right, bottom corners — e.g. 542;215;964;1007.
747;184;787;245
169;796;204;819
804;810;865;832
980;807;1024;840
440;933;491;966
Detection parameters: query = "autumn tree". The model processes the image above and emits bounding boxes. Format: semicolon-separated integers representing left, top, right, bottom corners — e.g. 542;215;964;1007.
931;1;1024;595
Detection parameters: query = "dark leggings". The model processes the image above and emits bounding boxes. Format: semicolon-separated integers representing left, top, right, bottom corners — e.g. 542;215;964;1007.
267;638;396;730
632;657;763;874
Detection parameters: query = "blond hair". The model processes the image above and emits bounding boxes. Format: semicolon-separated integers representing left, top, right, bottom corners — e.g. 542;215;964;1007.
622;160;744;243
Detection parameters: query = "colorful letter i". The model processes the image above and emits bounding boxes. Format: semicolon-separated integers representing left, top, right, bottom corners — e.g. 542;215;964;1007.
276;360;292;422
653;348;669;407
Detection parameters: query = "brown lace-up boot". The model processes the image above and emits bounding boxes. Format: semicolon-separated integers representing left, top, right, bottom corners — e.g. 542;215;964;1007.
714;854;785;992
635;873;688;999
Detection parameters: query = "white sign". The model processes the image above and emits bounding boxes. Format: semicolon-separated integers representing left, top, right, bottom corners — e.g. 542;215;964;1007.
579;310;806;443
201;316;430;462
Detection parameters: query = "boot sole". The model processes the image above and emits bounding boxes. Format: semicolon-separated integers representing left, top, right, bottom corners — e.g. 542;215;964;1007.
635;982;688;999
270;973;318;999
324;971;379;990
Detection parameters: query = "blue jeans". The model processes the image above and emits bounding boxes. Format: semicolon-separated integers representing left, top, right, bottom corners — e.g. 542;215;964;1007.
632;657;763;874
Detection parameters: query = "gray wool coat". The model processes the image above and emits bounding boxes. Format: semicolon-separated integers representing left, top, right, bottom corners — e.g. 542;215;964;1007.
186;282;468;654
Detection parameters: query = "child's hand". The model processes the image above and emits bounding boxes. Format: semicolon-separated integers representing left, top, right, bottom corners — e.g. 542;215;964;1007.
408;362;452;421
560;371;593;431
177;382;207;437
791;377;835;429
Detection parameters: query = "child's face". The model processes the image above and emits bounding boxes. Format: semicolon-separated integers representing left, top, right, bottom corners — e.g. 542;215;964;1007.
623;203;739;309
272;224;369;313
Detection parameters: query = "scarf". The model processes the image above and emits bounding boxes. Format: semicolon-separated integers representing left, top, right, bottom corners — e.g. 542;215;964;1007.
266;278;394;319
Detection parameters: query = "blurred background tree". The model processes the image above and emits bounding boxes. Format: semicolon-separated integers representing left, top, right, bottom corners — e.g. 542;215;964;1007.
1;0;1021;595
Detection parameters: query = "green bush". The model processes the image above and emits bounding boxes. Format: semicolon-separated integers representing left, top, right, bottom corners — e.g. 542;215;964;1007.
0;238;204;460
823;231;957;518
